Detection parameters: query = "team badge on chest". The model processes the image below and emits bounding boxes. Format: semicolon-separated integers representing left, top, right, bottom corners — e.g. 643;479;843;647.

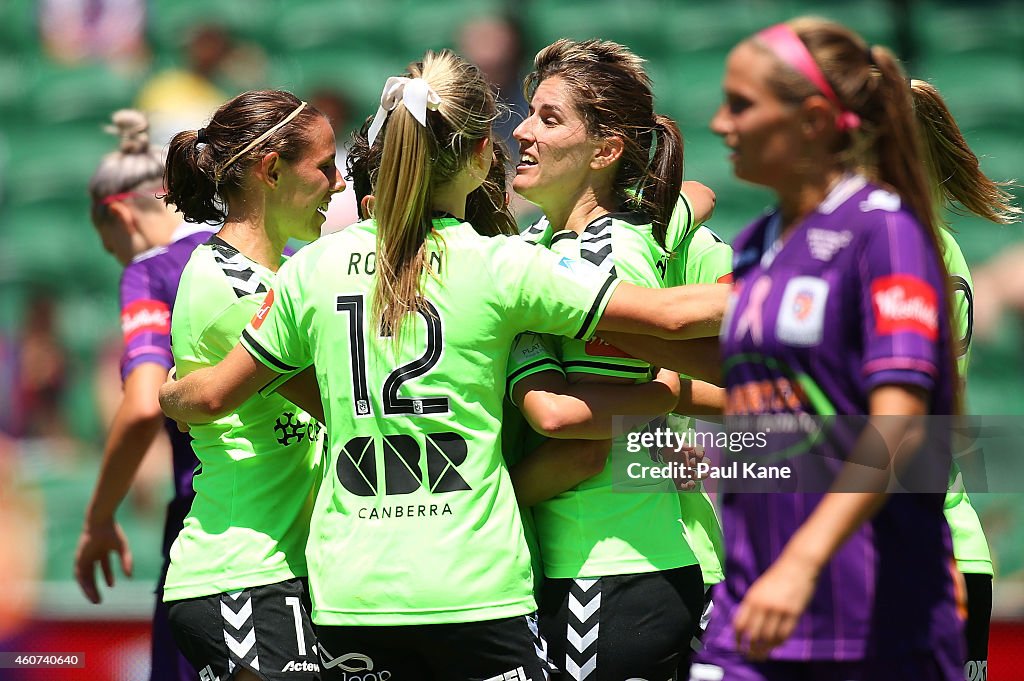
776;276;830;347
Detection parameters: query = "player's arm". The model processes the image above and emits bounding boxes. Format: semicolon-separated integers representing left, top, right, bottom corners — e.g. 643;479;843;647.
733;384;927;660
675;377;725;418
514;367;680;440
160;343;276;423
510;438;612;508
276;366;324;423
74;361;168;603
597;282;728;339
597;332;723;383
682;181;716;225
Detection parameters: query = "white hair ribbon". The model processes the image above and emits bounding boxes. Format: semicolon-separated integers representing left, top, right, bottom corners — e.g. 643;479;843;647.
367;77;442;147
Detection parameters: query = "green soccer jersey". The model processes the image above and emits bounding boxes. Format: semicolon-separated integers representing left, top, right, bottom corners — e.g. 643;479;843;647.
164;237;323;602
520;216;554;248
535;197;704;579
940;228;993;575
660;212;733;587
240;217;620;626
502;332;565;593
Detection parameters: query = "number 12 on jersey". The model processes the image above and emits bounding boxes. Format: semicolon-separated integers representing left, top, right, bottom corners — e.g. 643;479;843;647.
336;293;450;418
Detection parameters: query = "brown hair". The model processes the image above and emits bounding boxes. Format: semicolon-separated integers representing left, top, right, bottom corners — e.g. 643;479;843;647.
910;79;1021;226
525;38;683;248
346;115;379;209
163;89;323;224
372;49;514;338
88;109;165;224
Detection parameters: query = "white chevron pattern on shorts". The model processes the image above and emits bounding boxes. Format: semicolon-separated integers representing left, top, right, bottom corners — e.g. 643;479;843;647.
565;654;597;681
224;628;257;664
567;623;599;653
565;577;601;680
689;663;725;681
220;598;252;630
220;589;259;672
568;592;601;622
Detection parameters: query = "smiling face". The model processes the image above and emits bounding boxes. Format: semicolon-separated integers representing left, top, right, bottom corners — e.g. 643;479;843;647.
710;41;805;192
512;75;603;213
272;115;345;241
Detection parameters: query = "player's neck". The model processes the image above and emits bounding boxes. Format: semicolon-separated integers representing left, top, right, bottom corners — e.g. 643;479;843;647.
558;189;617;235
217;218;287;272
133;208;182;251
778;169;845;238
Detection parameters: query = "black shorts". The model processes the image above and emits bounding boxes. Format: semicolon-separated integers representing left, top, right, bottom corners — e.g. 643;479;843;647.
167;577;320;680
681;586;716;670
315;613;549;681
963;572;992;681
538;564;705;681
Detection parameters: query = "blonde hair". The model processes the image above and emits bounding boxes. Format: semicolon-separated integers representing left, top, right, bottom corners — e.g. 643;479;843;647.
88;109;164;222
753;17;936;237
910;79;1021;226
372;50;514;337
752;17;962;412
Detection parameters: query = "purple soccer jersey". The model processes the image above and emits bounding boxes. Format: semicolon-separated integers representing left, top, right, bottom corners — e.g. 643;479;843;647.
699;177;963;669
118;223;211;681
120;224;210;506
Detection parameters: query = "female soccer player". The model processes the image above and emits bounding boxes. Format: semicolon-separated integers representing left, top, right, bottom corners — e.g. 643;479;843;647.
687;18;965;681
75;109;212;681
160;50;727;680
510;38;722;679
912;77;1021;681
160;89;344;681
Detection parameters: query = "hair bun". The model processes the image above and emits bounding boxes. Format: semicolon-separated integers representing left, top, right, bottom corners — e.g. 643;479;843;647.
105;109;150;154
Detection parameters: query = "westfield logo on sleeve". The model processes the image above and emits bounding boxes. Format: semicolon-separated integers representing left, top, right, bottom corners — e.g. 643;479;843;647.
871;274;938;340
121;299;171;341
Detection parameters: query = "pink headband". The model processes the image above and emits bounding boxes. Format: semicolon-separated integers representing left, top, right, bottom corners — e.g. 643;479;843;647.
756;23;861;132
97;189;159;206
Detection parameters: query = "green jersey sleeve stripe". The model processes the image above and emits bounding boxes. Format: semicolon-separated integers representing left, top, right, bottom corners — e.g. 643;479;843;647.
563;359;651;375
506;358;564;402
677;192;694;232
257;371;290;396
575;275;618;340
241;329;297;373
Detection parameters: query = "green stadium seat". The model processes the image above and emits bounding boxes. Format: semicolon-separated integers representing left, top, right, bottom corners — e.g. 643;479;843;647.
0;200;118;287
918;0;1024;56
272;0;396;53
147;0;280;54
0;54;33;124
280;46;411;116
524;0;664;53
0;0;38;55
1;120;112;206
392;0;506;52
26;61;140;125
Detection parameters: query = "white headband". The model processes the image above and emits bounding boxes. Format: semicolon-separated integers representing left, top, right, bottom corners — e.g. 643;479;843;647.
218;101;307;177
367;77;441;147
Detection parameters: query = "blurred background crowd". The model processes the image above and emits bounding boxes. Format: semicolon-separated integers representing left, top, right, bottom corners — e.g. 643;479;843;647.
0;0;1021;678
